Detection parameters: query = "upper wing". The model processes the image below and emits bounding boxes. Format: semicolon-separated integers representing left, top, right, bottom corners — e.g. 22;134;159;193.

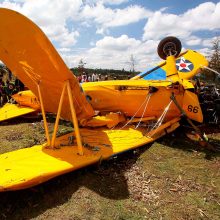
0;8;94;121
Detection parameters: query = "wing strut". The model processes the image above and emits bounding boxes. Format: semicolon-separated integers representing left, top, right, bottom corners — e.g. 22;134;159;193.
37;83;51;146
38;80;84;155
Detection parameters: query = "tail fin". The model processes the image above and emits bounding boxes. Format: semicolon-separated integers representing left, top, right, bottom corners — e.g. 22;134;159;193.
171;50;208;80
132;50;208;81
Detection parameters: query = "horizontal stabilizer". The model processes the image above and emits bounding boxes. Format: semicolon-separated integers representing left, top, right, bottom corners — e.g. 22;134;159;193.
134;50;208;81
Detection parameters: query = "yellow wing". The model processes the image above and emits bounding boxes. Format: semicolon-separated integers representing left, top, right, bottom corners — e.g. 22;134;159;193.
0;103;38;122
0;8;94;121
0;117;180;191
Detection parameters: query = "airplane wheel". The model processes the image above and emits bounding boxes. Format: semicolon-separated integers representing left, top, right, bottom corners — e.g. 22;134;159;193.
157;36;182;60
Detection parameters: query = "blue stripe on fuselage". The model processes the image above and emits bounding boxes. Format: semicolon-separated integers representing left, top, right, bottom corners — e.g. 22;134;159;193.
138;67;166;80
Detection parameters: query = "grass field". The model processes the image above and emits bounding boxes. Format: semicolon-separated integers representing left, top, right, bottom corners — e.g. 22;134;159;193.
0;118;219;220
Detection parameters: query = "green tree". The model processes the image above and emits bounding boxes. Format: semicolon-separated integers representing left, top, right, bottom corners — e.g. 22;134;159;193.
130;54;135;73
204;37;220;83
210;38;220;81
78;58;86;75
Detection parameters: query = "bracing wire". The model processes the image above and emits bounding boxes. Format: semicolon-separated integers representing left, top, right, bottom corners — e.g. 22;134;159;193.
146;100;173;137
135;94;152;129
119;93;152;130
202;65;220;77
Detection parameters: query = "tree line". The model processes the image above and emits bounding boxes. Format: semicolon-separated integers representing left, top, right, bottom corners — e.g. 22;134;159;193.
1;37;220;84
199;37;220;85
70;67;139;80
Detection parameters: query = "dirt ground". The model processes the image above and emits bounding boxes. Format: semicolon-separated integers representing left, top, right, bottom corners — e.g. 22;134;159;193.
0;118;219;220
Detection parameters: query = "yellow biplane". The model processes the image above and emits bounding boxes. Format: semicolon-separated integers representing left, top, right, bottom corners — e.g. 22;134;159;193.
0;8;208;192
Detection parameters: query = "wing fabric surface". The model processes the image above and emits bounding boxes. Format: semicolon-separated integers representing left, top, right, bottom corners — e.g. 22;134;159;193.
0;9;94;121
0;103;37;122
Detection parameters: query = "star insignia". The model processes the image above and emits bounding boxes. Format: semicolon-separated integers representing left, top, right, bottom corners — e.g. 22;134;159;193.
176;57;194;72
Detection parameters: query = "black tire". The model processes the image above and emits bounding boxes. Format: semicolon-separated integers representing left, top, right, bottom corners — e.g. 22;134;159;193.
157;36;182;60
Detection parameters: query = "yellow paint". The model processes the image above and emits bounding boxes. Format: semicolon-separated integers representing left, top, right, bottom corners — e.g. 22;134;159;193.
51;83;67;147
0;90;40;122
12;90;40;110
165;55;180;82
66;80;84;155
131;50;208;81
0;8;94;121
177;50;208;80
0;118;180;191
37;83;51;146
182;90;203;123
82;80;184;121
0;103;37;122
0;8;208;192
80;112;126;128
181;80;195;90
127;116;156;123
166;50;208;81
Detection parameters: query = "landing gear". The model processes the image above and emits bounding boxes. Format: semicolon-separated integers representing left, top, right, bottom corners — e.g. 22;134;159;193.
157;36;182;60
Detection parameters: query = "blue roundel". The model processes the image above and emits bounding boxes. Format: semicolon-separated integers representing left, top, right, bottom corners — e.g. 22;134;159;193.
176;58;194;72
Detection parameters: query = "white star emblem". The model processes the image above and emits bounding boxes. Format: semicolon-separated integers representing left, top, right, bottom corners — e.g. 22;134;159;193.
176;57;193;72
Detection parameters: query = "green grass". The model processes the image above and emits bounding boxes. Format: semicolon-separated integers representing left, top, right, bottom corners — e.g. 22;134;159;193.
0;120;219;220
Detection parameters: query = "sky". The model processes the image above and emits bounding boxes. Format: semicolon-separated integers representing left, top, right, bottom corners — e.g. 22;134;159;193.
0;0;220;71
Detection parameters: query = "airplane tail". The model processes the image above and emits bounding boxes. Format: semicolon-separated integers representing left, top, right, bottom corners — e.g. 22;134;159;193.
133;50;208;81
172;50;208;80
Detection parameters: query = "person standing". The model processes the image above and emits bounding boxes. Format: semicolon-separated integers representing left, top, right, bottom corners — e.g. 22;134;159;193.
91;72;95;82
0;78;4;106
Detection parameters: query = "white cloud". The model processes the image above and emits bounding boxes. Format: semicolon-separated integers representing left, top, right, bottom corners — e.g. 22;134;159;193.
81;3;151;33
1;0;151;41
0;1;22;11
143;2;220;40
0;0;218;72
202;36;220;47
95;35;141;51
101;0;129;5
197;48;212;58
55;30;79;47
60;35;159;71
58;48;72;53
0;0;82;47
83;0;129;6
185;36;202;46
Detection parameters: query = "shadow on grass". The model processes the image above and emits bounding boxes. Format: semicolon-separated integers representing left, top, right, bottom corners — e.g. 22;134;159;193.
0;146;151;220
0;121;219;219
157;125;220;160
0;116;42;126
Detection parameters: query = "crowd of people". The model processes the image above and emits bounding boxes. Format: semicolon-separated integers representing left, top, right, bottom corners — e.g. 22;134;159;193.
0;67;24;106
77;72;113;83
0;67;130;106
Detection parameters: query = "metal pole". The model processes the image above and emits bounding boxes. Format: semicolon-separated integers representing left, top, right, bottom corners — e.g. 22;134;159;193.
51;82;67;147
66;80;84;155
37;83;51;146
170;93;212;146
